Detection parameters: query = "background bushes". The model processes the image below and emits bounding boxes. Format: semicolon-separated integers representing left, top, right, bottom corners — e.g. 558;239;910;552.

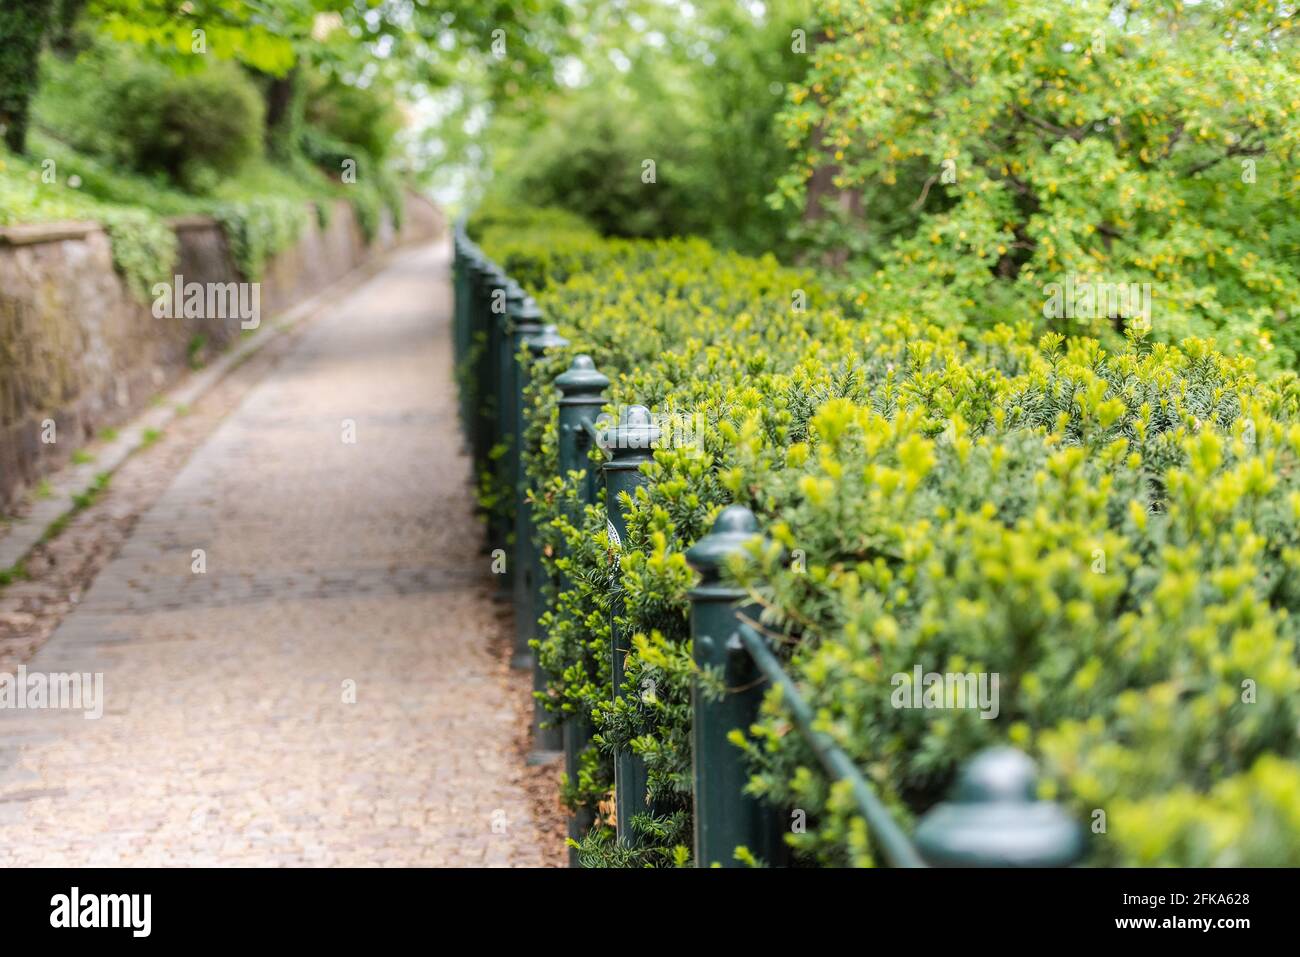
35;46;264;191
475;0;811;258
460;1;1299;371
774;0;1300;367
304;72;403;167
7;29;415;292
491;91;699;241
106;61;265;191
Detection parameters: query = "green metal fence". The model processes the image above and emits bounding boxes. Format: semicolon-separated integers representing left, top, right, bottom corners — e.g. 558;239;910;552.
451;223;1087;869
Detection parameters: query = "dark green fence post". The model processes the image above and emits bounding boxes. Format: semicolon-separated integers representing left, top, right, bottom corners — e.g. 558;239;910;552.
554;355;609;864
486;267;514;589
465;254;487;461
500;279;527;526
451;228;467;398
522;323;569;758
600;405;660;847
913;747;1085;867
451;232;478;441
685;504;785;867
507;290;543;667
471;260;504;477
451;229;464;379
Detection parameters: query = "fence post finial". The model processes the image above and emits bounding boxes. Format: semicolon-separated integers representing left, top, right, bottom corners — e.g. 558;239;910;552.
914;747;1085;867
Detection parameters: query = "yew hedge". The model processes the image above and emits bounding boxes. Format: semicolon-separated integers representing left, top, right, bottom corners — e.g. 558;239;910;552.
472;207;1300;868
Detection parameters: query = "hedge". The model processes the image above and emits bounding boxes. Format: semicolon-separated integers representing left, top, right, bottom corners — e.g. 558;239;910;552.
471;206;1300;868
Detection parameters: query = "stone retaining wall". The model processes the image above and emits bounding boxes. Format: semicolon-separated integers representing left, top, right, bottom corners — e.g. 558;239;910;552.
0;194;441;509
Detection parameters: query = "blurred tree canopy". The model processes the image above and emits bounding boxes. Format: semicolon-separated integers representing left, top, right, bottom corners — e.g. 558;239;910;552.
775;0;1300;362
7;0;1296;365
475;0;813;256
1;0;580;156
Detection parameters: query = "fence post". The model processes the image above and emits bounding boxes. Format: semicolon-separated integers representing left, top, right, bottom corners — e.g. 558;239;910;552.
465;255;487;463
522;323;569;758
554;354;609;864
451;227;470;426
452;235;479;442
471;261;504;479
451;230;464;381
485;267;514;589
600;405;660;847
507;290;543;667
685;504;786;867
913;747;1086;867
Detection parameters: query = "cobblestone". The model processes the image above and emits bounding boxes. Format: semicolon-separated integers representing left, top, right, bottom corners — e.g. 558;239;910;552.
0;242;563;866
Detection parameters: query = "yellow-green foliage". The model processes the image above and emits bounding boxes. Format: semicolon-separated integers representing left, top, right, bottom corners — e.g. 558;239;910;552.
478;205;1300;867
776;0;1300;366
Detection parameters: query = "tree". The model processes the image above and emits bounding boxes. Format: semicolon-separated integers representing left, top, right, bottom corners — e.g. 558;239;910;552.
0;0;57;153
87;0;310;73
477;0;813;253
777;0;1300;364
75;0;578;162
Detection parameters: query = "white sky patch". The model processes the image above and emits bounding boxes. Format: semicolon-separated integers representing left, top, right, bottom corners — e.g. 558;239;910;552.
609;48;632;72
557;55;586;87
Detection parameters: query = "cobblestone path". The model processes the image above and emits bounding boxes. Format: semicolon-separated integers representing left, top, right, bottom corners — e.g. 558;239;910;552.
0;242;560;866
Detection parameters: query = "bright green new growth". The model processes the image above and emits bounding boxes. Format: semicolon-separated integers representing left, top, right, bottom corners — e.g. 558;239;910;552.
476;204;1300;867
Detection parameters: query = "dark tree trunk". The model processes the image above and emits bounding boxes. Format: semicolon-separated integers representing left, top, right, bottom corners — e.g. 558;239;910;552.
801;123;864;269
49;0;88;57
798;31;864;270
263;62;303;158
0;0;56;154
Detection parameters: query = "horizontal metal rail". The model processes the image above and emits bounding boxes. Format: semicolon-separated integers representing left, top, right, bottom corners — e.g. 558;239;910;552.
735;621;926;868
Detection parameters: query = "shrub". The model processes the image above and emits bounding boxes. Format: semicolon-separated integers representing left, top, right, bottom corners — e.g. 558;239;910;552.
468;202;605;288
490;90;701;241
475;205;1300;867
300;126;406;242
299;126;356;180
108;60;265;190
45;45;264;191
775;1;1300;367
304;73;402;165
